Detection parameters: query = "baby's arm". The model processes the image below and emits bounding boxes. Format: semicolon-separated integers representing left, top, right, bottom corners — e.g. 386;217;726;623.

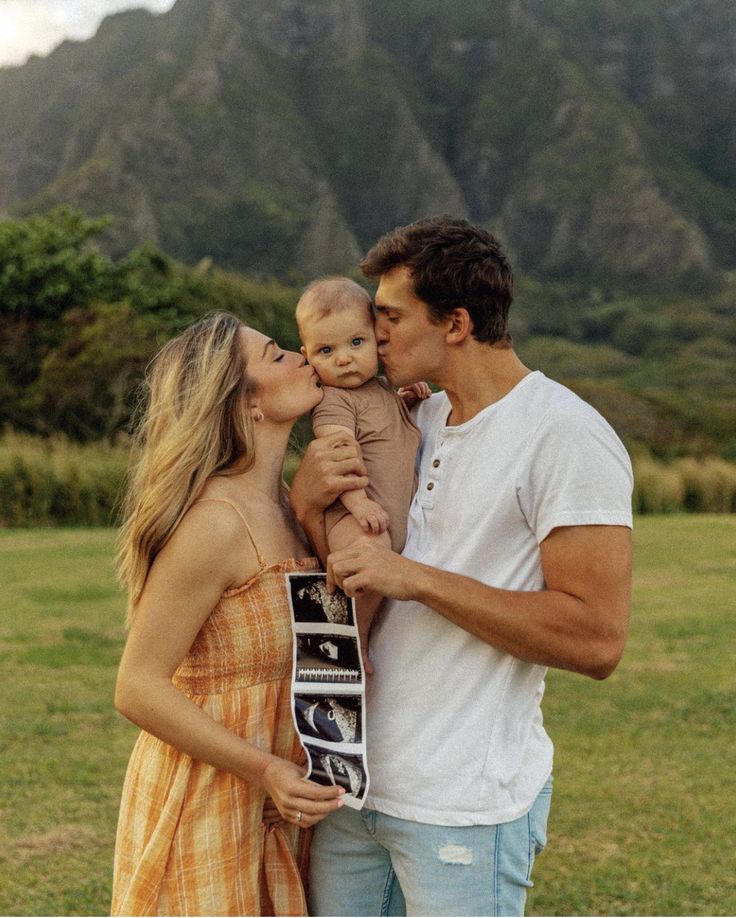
397;381;432;410
313;424;389;535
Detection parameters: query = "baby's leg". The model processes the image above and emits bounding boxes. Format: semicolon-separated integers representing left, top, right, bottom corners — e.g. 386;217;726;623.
327;514;390;676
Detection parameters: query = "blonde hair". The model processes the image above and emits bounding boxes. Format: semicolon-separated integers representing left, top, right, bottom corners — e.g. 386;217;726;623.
116;312;256;620
295;276;373;338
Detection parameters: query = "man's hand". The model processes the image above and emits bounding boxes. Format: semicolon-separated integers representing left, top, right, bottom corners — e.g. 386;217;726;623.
327;536;418;599
290;431;368;524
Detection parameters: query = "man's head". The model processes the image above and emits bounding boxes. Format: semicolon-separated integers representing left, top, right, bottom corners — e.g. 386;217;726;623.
360;215;514;346
296;276;378;389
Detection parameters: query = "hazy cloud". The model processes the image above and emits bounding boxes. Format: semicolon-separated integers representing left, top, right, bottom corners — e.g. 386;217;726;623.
0;0;176;67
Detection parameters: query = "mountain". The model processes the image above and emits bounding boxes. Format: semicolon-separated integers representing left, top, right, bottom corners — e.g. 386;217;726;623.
1;0;735;286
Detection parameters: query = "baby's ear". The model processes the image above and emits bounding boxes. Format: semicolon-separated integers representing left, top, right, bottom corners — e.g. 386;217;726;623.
300;345;308;358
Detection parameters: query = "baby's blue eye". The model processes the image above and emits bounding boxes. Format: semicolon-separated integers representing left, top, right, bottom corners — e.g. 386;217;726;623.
351;337;364;347
319;346;332;355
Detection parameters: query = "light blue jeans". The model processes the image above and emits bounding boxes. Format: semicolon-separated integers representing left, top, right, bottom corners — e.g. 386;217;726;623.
308;776;552;917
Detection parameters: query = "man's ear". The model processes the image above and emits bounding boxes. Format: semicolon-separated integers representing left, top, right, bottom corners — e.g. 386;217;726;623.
444;308;473;344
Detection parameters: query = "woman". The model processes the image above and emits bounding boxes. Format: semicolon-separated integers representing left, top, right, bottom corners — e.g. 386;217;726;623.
112;312;348;916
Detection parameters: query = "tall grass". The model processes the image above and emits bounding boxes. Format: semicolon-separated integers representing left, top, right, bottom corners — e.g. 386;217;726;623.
0;433;129;527
632;454;736;513
2;433;736;524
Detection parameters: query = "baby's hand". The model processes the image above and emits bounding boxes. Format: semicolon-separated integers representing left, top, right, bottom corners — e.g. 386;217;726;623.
398;382;431;407
351;497;390;535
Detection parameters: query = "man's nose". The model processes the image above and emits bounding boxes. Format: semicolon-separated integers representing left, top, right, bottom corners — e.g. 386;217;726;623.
375;318;389;344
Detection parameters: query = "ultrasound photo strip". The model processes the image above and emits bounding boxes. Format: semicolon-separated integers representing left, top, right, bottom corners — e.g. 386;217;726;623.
287;572;370;810
294;632;362;685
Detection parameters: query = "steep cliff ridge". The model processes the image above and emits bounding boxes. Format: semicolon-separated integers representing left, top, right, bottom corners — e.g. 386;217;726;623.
0;0;734;283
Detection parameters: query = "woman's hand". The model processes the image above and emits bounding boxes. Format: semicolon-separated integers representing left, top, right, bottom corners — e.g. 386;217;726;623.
327;536;420;600
261;758;345;829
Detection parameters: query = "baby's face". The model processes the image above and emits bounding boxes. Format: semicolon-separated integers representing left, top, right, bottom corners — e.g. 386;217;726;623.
301;308;379;389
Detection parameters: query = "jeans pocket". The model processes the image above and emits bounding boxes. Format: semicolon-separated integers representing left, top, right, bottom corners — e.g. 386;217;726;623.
530;776;553;856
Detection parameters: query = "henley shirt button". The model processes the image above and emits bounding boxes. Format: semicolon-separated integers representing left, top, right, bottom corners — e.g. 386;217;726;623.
427;482;434;491
432;459;441;468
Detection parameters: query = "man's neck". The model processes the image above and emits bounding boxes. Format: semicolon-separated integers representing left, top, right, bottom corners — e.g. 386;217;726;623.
439;345;532;427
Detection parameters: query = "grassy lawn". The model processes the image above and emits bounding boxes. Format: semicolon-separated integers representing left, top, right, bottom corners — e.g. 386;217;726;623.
530;516;736;917
0;517;734;916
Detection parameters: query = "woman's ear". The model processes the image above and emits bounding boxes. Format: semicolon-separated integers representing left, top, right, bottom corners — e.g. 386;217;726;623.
250;406;264;423
445;308;472;344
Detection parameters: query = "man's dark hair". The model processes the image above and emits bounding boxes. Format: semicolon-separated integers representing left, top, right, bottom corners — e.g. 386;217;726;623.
360;215;514;346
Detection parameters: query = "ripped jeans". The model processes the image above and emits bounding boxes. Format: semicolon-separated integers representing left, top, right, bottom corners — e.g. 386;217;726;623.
308;776;552;917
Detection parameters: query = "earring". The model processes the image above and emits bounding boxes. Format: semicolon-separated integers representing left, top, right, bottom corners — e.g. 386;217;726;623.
252;409;264;423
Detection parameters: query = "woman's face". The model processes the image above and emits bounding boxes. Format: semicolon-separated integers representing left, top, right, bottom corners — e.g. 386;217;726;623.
240;327;323;423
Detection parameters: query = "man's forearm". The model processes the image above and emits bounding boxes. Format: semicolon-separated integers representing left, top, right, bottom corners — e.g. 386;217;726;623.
327;525;632;680
289;431;369;567
411;563;626;679
297;507;330;567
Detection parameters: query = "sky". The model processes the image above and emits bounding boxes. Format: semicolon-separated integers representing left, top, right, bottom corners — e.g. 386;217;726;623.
0;0;177;67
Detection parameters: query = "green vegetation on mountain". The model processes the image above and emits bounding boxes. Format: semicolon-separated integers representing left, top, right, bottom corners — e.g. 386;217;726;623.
0;1;735;467
0;209;301;442
1;209;735;463
1;0;734;286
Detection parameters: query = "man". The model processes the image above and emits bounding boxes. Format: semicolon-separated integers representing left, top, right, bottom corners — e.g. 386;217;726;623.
290;216;633;916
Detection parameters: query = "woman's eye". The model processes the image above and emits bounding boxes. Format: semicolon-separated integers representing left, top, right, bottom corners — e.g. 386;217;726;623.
351;337;364;347
274;352;285;362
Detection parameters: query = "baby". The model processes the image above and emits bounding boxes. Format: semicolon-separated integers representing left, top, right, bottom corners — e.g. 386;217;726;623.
296;276;428;669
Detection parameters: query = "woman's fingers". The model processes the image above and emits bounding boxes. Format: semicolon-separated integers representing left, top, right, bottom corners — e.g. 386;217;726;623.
263;759;346;828
270;781;346;830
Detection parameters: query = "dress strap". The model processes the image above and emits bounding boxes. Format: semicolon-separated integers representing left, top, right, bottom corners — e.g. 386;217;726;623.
193;498;268;569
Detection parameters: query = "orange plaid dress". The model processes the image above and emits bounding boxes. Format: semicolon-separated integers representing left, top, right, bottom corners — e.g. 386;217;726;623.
112;502;318;916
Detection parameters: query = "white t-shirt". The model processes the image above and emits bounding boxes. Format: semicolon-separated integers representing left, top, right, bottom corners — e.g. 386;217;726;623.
365;371;633;826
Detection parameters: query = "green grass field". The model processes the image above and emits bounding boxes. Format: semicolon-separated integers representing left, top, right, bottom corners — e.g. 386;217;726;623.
0;518;734;916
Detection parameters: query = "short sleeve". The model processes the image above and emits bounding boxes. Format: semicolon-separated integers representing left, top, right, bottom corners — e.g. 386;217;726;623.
517;406;634;544
311;386;359;437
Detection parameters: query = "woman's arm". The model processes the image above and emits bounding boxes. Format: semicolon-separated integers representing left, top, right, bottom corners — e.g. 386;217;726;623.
115;503;344;825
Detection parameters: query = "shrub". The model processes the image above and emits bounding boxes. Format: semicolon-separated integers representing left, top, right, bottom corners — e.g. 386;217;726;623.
0;433;128;527
632;454;736;514
673;457;736;513
632;456;686;514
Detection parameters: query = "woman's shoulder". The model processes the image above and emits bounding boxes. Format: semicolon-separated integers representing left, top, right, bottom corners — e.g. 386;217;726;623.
164;493;261;587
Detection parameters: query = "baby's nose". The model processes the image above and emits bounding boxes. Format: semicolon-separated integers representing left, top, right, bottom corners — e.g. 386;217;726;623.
336;353;351;365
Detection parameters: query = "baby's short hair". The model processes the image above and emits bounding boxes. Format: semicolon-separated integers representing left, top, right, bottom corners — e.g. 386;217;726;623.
296;276;373;335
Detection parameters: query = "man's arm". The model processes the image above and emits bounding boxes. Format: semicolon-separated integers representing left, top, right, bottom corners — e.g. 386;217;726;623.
289;430;369;565
313;423;389;535
326;524;632;680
